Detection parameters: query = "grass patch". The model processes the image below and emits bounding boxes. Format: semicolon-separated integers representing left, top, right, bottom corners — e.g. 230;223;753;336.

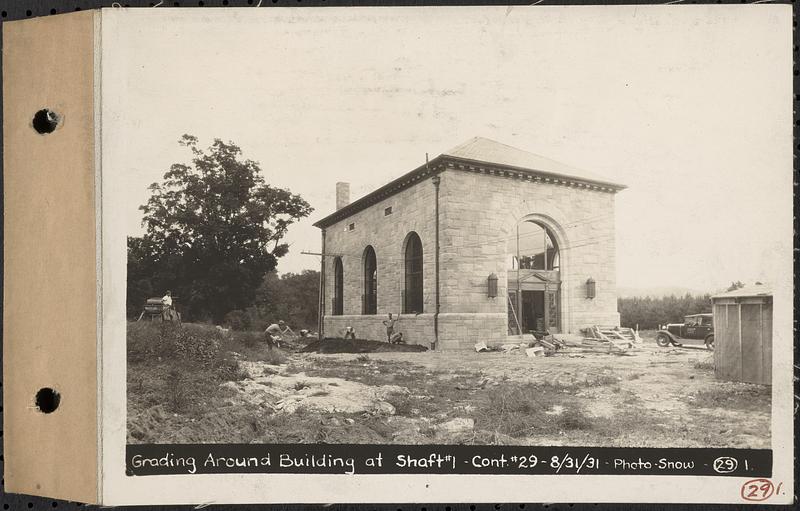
255;410;393;444
693;360;715;371
690;384;770;412
384;392;416;416
127;320;289;443
475;384;593;438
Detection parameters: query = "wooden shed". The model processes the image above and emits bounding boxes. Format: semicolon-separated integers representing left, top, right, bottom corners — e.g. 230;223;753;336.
712;284;772;385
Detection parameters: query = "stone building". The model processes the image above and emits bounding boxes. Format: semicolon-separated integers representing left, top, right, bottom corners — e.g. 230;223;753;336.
313;137;626;350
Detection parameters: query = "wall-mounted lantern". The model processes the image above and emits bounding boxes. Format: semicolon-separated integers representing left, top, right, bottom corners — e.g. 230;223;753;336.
586;277;596;299
487;273;498;298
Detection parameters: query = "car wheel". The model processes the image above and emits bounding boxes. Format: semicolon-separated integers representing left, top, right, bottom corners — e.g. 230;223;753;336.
656;334;671;347
705;335;714;351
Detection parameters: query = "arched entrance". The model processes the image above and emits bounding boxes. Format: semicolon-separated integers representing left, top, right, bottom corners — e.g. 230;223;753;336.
506;219;562;335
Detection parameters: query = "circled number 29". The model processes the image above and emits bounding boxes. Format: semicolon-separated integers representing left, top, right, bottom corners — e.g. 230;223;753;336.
740;479;778;502
712;457;738;474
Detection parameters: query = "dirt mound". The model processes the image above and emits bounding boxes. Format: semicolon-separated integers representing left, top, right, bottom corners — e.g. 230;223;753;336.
301;338;429;354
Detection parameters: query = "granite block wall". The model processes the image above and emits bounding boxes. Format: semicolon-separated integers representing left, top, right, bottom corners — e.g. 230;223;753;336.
320;163;621;349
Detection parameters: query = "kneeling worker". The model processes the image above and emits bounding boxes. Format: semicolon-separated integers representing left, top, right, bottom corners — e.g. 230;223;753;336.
264;320;290;350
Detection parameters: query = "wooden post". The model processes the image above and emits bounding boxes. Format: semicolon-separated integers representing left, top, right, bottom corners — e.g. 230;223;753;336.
516;223;522;333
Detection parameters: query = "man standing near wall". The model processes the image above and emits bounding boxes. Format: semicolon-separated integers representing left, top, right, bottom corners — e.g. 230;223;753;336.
382;313;400;343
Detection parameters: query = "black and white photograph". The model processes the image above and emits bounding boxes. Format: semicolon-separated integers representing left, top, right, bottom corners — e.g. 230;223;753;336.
50;4;786;505
119;6;789;453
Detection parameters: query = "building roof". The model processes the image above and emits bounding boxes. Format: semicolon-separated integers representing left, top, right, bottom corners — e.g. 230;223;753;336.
444;137;624;188
313;137;626;229
712;283;773;299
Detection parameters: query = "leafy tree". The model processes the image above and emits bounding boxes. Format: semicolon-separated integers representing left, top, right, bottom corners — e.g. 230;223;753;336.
262;270;321;331
224;270;321;332
127;135;312;323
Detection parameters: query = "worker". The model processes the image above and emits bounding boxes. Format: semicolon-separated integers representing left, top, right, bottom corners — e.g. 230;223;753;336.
161;290;173;321
343;326;356;340
264;320;290;350
382;313;400;343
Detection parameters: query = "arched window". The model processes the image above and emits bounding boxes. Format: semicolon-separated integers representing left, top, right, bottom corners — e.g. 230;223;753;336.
404;232;423;314
507;221;560;271
332;257;343;316
363;246;377;315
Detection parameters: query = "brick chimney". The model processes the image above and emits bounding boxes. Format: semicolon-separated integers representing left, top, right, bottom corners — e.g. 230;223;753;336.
336;182;350;210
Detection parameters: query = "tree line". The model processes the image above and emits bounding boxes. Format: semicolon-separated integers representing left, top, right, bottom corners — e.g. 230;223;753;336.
224;270;320;332
618;282;745;329
617;293;712;330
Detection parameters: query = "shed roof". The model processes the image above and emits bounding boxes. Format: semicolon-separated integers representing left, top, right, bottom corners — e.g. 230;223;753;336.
712;283;773;299
313;136;626;229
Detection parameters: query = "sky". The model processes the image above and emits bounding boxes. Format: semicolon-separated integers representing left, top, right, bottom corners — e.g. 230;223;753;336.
111;6;792;295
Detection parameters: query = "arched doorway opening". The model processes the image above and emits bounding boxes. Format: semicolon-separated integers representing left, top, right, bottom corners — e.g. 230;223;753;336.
506;219;562;335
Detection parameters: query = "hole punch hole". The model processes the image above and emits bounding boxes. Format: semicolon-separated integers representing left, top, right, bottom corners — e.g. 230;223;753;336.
35;387;61;413
32;109;61;134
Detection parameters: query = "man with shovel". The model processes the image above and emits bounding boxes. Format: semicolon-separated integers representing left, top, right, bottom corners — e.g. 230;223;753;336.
264;320;293;350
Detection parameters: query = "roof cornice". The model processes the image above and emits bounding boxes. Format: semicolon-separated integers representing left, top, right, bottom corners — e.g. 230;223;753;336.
313;155;625;229
443;155;627;192
313;156;446;229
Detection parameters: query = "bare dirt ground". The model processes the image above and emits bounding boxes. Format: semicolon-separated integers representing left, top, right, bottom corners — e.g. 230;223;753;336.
128;326;770;447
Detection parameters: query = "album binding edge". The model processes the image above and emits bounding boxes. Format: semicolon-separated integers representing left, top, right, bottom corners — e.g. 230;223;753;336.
3;10;101;503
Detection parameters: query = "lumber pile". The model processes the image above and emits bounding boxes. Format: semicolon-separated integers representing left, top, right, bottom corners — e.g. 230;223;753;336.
479;326;642;357
549;326;643;356
505;333;566;357
591;325;643;344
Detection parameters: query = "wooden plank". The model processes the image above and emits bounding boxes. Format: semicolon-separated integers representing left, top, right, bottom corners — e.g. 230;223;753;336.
740;304;763;384
716;303;741;381
761;302;773;384
713;303;722;371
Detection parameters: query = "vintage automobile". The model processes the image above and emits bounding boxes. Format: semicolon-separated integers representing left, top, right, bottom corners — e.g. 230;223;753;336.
655;313;714;350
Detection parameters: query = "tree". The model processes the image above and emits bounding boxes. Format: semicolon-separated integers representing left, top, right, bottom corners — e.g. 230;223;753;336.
222;270;321;332
258;270;320;331
617;292;712;329
128;135;313;323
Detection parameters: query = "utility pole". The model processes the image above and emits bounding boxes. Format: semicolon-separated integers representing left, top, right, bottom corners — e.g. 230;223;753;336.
301;243;343;340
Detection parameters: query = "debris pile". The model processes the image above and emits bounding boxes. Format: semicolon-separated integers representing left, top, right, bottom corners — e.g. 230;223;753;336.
476;326;644;357
475;332;567;357
556;326;644;355
587;325;643;344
